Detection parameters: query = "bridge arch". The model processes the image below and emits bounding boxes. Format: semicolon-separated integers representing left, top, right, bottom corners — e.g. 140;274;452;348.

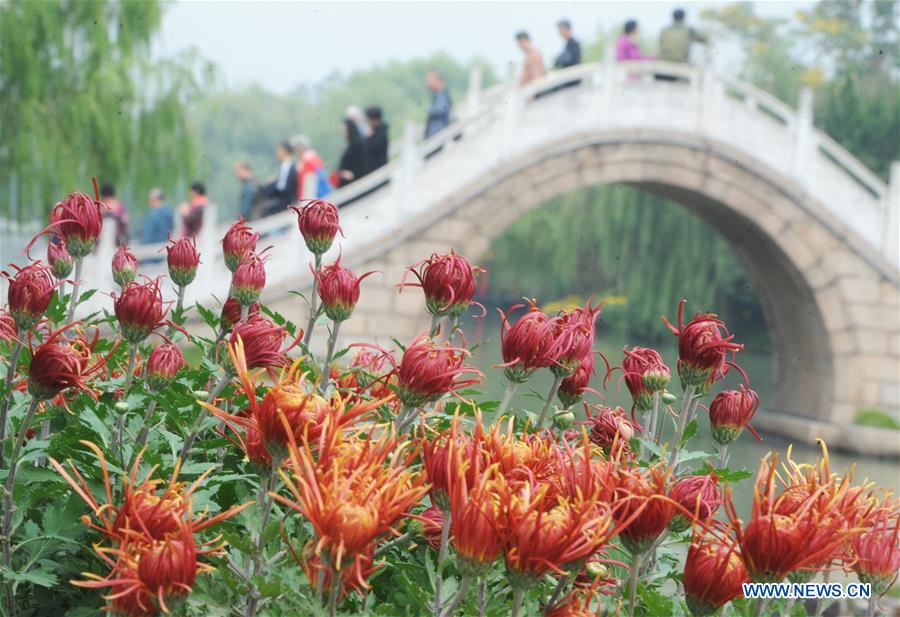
328;129;899;438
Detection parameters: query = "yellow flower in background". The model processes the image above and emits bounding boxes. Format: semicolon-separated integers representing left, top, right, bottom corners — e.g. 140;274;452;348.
800;67;824;89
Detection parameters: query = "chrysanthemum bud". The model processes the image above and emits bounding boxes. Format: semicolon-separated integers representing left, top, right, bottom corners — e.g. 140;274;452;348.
167;236;200;287
708;386;760;445
684;536;748;616
850;510;900;595
221;218;258;273
402;251;482;318
549;301;599;377
499;301;556;383
28;328;95;400
586;405;634;455
146;343;186;391
622;347;670;411
231;252;266;307
396;335;482;407
558;353;593;408
47;239;74;279
585;561;609;580
669;474;722;532
418;506;445;550
111;245;138;287
51;191;104;257
137;535;198;606
292;199;341;255
219;296;260;331
553;408;576;430
230;315;287;369
661;391;677;405
664;300;743;395
4;262;55;331
314;258;374;322
113;279;167;344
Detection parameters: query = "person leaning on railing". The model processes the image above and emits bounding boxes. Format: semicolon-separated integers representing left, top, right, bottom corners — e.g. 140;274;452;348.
655;8;707;82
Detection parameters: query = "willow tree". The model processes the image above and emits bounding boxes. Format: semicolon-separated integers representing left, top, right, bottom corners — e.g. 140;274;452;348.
0;0;209;223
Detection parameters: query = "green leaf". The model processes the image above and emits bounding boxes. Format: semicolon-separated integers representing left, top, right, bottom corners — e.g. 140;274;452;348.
0;565;58;588
79;406;111;447
714;468;753;483
679;418;698;447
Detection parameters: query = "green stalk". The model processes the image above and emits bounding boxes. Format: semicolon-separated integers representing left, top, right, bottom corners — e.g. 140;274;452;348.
327;562;341;616
439;575;473;617
318;321;342;395
496;382;518;417
244;464;280;617
535;373;564;430
63;257;84;326
302;253;323;348
131;398;159;466
0;339;24;468
180;372;232;461
165;285;186;339
627;551;643;617
510;588;525;617
668;385;696;468
2;398;41;617
433;508;452;616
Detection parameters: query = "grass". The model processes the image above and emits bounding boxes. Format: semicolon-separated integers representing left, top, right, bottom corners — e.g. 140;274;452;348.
855;407;900;431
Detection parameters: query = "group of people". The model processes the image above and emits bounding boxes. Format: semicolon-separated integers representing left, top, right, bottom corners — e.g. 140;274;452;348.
233;103;392;221
118;9;706;242
513;9;706;87
95;181;209;246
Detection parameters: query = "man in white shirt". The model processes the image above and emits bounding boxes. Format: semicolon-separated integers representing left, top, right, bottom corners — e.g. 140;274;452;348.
264;141;298;215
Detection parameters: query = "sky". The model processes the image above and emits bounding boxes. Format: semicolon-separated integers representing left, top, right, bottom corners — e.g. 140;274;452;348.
155;1;813;94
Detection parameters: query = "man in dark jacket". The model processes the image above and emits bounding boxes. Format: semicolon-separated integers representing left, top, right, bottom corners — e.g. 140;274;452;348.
364;106;389;174
552;19;583;92
264;141;298;214
554;19;582;69
424;71;452;139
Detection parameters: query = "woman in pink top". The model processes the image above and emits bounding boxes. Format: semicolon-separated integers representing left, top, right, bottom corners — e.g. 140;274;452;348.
616;20;653;62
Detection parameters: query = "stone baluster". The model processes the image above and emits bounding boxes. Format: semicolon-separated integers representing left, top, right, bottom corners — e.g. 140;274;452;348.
886;161;900;268
195;202;219;305
598;40;616;126
464;65;482;119
791;87;814;186
499;62;520;159
392;121;422;218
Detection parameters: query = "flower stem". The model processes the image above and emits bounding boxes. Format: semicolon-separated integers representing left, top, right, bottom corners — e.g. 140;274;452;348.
433;508;452;617
113;344;138;462
439;575;473;617
627;551;643;617
716;444;729;468
166;285;186;339
812;570;830;617
395;404;420;434
64;257;84;325
477;578;486;617
546;570;574;611
0;339;24;468
430;314;442;338
865;594;876;617
318;321;342;395
303;253;322;348
180;372;232;461
510;588;525;617
327;563;341;617
374;532;412;558
131;399;159;465
244;464;280;617
536;373;564;430
668;385;696;469
496;382;518;417
2;398;41;617
753;597;768;617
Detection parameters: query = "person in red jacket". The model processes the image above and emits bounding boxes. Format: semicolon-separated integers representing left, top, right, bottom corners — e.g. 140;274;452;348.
290;134;332;200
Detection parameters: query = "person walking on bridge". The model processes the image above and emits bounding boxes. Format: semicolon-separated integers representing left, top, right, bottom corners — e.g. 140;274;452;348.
290;135;331;201
516;31;546;85
263;141;298;214
657;8;707;79
553;19;582;91
140;188;172;245
424;71;452;139
364;106;389;174
554;19;581;70
180;182;208;238
616;20;653;62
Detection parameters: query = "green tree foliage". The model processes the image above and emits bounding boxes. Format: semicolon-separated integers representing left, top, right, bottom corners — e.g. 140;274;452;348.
702;0;900;178
0;0;212;223
194;53;495;218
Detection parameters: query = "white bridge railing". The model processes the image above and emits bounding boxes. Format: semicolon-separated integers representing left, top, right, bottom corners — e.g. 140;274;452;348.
63;56;899;315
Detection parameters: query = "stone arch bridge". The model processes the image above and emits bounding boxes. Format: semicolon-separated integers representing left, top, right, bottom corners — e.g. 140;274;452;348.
85;60;900;449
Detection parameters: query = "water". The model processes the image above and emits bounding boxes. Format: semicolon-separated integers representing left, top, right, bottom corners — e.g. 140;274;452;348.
461;319;899;517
